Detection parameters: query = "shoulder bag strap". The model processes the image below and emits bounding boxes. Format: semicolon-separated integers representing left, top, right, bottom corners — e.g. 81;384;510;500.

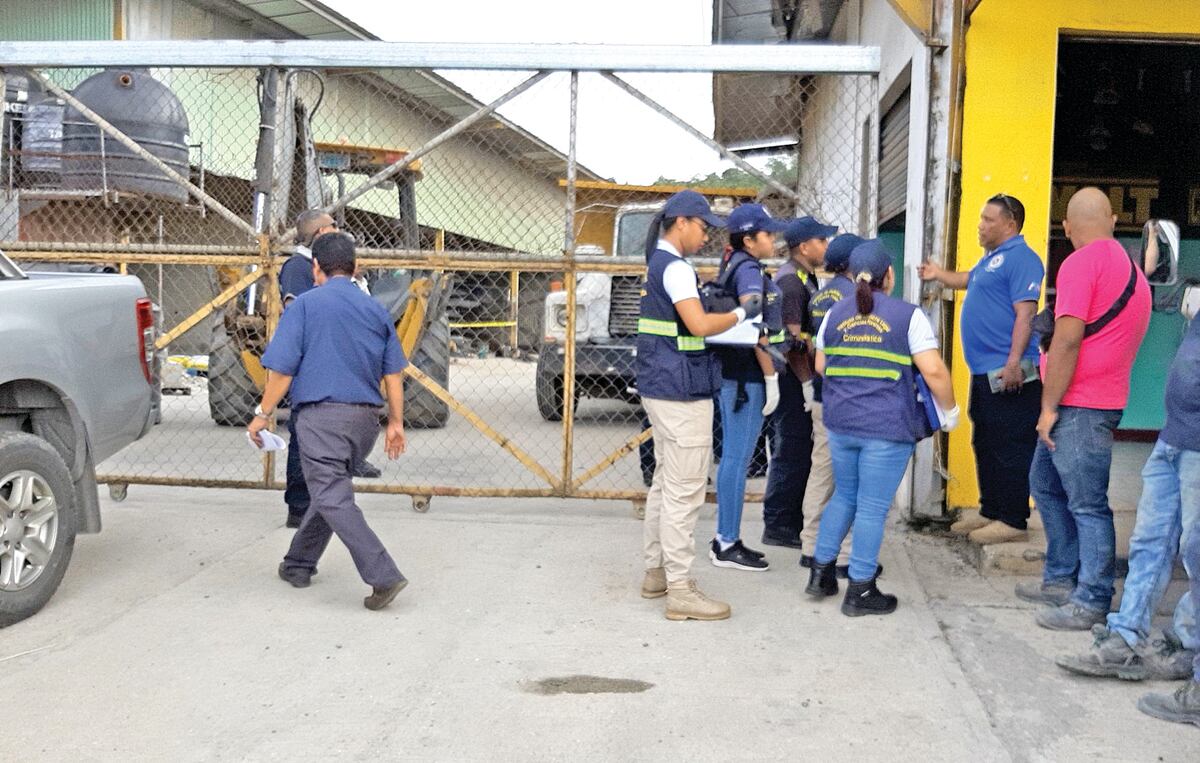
1083;256;1138;339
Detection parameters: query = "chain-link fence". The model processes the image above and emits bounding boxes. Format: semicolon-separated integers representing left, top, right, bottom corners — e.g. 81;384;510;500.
1;45;877;507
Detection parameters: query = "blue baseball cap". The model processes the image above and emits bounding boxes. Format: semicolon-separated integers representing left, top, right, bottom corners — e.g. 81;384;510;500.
848;239;892;282
662;190;726;228
823;233;864;272
726;203;788;235
783;216;839;249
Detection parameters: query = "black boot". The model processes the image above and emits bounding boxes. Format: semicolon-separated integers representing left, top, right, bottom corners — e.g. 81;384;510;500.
805;561;838;598
841;576;898;617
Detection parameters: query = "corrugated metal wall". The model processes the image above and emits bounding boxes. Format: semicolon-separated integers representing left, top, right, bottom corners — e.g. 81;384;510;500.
2;0;114;40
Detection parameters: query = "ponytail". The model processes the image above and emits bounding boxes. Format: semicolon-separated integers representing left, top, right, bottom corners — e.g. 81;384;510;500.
644;210;667;261
855;274;876;315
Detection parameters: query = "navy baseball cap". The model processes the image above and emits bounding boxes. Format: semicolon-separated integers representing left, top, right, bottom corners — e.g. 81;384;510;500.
726;203;788;235
662;190;726;228
823;233;864;272
848;239;892;282
784;216;839;249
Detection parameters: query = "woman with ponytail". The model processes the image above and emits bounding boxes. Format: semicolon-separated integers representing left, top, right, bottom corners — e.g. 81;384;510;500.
806;239;959;616
635;190;760;622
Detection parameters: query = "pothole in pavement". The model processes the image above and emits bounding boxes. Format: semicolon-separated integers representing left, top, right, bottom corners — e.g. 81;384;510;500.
523;675;654;695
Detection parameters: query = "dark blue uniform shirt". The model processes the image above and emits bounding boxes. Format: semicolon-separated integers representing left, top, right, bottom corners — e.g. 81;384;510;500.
279;250;316;303
261;277;407;407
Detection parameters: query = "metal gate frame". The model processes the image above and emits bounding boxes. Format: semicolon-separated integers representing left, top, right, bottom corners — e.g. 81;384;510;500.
1;40;881;508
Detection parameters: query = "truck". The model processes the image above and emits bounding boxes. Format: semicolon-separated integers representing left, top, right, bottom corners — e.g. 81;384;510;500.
535;182;757;420
0;248;155;627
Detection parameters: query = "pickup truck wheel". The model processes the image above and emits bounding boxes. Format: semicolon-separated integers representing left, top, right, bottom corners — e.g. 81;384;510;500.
0;432;77;629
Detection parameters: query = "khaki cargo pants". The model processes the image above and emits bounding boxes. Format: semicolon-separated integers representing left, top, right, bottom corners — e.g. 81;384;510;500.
800;401;851;565
642;396;712;586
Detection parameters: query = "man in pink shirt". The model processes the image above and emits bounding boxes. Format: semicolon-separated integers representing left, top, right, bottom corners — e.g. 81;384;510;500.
1018;187;1152;630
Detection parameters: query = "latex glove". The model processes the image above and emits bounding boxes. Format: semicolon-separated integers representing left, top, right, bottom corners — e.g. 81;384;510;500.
941;404;961;433
762;374;780;416
801;379;816;412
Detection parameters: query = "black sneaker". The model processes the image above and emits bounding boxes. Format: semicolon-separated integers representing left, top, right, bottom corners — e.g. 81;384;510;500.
709;539;769;571
277;563;313;588
285;514;303;529
836;563;884;579
761;529;803;549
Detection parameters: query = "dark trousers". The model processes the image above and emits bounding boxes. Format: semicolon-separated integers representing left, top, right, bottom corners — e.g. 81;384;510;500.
284;415;310;521
283;403;402;588
763;370;813;536
969;374;1041;531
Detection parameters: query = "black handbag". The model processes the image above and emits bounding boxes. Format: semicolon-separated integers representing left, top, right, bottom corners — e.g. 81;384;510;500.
1033;256;1138;352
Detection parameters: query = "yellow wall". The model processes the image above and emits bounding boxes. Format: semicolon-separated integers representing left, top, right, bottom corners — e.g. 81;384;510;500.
948;0;1200;507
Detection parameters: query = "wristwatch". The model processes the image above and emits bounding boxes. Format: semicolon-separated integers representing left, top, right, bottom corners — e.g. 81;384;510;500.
253;404;273;420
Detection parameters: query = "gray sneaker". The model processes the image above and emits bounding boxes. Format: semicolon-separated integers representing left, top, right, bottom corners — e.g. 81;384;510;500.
1055;625;1139;678
1138;630;1199;681
1014;580;1073;606
1036;602;1107;631
1137;680;1200;728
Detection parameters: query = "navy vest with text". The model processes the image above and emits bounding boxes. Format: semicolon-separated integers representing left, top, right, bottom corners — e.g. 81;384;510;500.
821;292;926;442
636;248;721;401
808;273;856;403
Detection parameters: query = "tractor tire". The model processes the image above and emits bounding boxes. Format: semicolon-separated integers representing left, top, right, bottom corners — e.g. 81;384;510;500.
404;313;451;429
0;432;78;629
207;319;258;428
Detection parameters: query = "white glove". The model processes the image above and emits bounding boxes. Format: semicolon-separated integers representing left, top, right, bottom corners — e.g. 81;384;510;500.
941;404;961;433
801;380;816;412
762;374;780;416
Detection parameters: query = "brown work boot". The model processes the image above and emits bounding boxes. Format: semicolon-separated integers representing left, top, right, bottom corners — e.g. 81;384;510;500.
968;520;1029;545
641;567;667;599
665;579;731;621
364;575;409;611
949;511;989;536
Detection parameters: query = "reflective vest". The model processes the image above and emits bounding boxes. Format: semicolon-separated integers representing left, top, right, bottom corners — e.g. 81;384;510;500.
820;292;927;442
807;273;855;402
636;248;720;401
713;250;784;383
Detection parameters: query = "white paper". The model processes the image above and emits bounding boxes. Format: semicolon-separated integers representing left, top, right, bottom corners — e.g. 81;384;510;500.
246;430;287;452
705;319;763;346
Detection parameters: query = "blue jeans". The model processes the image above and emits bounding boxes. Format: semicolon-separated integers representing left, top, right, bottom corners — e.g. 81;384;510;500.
1029;406;1124;612
715;379;764;543
1107;440;1200;647
815;431;914;581
1184;488;1200;679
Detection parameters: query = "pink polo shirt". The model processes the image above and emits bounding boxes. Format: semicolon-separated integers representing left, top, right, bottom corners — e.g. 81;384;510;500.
1043;238;1151;410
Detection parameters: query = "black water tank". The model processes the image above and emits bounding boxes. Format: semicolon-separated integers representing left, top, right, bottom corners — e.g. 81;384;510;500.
61;68;190;202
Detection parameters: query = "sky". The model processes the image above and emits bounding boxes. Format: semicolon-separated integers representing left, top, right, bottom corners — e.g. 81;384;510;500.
322;0;731;184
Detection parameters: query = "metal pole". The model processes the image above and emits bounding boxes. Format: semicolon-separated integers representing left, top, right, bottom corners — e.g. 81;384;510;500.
560;70;580;494
600;72;800;203
26;69;258;240
508;270;519;352
278;71;550;243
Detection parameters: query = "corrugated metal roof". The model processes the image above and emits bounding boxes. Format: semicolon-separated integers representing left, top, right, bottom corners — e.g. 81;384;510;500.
3;0;114;41
194;0;600;180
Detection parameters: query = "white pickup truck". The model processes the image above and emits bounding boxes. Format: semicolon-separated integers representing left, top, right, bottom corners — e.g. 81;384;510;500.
0;249;155;627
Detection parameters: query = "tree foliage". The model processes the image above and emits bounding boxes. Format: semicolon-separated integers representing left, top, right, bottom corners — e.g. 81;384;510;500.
653;154;798;189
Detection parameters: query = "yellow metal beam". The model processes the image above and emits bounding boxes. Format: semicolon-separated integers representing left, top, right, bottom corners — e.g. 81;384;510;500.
154;268;263;350
571;427;654;490
885;0;940;45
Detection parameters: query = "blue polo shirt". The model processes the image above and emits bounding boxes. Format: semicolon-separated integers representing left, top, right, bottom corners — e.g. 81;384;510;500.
959;234;1044;374
261;276;407;407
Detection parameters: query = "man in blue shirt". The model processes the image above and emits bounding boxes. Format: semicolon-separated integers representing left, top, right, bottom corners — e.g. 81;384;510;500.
249;233;410;611
919;194;1044;544
279;210;381;530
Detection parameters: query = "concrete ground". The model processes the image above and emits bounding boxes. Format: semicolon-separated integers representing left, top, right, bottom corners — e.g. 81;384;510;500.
4;486;1195;761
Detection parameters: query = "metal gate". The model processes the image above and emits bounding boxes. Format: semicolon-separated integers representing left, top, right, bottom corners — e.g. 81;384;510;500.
0;41;879;509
